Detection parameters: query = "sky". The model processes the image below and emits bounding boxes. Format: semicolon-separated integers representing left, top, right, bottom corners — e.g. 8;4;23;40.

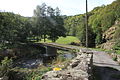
0;0;115;17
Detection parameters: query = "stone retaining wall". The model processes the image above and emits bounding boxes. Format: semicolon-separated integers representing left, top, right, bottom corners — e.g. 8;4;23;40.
41;51;93;80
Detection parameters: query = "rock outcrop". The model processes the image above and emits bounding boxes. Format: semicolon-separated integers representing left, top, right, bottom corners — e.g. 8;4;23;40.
100;40;115;50
103;26;117;41
41;51;93;80
110;53;120;64
101;20;120;50
100;26;117;50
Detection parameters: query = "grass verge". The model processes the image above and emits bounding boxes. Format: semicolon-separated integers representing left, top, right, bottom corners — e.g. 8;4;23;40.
40;36;80;44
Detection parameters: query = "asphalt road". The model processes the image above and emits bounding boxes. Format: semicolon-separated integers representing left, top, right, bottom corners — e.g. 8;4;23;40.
92;50;120;80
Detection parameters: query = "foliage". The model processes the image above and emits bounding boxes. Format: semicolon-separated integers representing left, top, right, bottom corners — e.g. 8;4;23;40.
52;50;76;69
64;14;95;47
24;66;51;80
7;66;52;80
114;25;120;40
0;57;13;77
113;25;120;51
33;3;66;42
116;50;120;54
64;0;120;47
0;12;33;48
113;56;117;61
95;30;102;45
113;39;120;51
0;4;66;48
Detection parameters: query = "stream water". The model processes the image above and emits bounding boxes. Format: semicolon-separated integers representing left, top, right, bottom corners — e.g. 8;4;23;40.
14;58;43;68
14;52;76;69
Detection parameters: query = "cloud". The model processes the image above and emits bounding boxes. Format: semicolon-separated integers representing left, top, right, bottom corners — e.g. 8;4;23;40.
0;0;38;16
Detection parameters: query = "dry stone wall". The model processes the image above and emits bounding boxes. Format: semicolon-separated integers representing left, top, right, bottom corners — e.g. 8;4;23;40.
41;51;93;80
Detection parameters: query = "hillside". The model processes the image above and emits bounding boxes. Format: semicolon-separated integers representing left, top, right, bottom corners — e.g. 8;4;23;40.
64;0;120;49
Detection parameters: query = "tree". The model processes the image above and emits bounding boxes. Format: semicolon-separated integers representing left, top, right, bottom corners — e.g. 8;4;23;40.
33;4;66;42
0;12;33;48
0;12;20;46
47;7;66;42
16;17;32;42
33;3;48;42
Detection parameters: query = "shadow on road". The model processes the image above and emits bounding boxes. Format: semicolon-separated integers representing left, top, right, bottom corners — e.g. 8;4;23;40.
93;65;120;80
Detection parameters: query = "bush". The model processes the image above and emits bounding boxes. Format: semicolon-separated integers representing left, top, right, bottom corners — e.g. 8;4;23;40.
24;67;51;80
113;39;120;50
113;25;120;50
0;57;13;77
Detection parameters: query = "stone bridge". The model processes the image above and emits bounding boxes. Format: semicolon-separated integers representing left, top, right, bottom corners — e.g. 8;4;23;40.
31;43;76;57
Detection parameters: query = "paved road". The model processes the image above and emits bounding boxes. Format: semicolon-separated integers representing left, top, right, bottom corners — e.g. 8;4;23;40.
91;50;120;80
92;50;120;70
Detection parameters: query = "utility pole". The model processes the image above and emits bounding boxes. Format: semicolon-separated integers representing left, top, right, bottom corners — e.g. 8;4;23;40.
85;0;88;47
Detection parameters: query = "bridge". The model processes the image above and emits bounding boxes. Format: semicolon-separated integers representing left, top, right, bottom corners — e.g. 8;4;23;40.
30;43;77;57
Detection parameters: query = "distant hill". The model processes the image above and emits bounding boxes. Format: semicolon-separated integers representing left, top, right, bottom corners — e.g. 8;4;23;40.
64;0;120;48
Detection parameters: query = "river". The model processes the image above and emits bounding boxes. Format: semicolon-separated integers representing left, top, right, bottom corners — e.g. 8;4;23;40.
13;52;76;69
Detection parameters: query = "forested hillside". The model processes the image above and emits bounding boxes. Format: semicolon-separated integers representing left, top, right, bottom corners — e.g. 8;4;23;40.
64;0;120;48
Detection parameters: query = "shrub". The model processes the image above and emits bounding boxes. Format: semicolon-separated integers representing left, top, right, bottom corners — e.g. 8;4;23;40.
113;39;120;50
0;57;13;77
24;67;52;80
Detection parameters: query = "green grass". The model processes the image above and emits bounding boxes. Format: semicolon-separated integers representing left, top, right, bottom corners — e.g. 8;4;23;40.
90;48;109;52
40;39;52;43
91;48;120;55
40;36;80;44
56;36;80;44
116;50;120;54
11;66;52;80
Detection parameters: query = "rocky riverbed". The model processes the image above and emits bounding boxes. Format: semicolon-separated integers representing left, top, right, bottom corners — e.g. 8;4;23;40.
13;52;76;69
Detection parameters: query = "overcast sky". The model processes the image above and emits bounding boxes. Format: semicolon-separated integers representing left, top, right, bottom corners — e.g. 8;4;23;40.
0;0;115;17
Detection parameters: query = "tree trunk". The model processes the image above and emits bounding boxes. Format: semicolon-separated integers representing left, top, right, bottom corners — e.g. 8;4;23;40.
43;34;46;42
